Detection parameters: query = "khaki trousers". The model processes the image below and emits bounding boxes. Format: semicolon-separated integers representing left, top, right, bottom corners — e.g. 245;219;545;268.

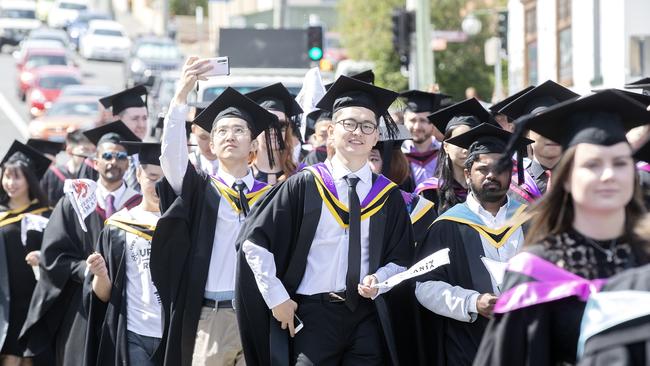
192;306;246;366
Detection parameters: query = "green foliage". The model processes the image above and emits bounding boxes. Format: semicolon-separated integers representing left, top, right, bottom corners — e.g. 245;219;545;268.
170;0;207;16
337;0;507;101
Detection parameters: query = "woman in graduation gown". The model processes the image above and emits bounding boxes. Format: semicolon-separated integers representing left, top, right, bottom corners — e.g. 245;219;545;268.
415;99;488;214
474;90;650;366
0;141;52;366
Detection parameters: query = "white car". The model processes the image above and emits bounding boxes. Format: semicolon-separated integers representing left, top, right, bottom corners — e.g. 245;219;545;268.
47;0;87;28
79;19;130;61
0;1;42;49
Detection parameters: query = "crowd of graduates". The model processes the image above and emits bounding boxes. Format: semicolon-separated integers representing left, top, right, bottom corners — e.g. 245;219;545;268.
1;55;650;366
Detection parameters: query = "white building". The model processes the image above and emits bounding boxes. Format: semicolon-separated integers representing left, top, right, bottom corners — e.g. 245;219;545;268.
507;0;650;94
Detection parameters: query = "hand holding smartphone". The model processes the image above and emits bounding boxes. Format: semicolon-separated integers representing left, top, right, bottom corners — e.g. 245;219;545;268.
204;56;230;77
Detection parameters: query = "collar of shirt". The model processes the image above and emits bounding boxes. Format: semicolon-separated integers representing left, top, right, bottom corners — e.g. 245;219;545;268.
217;167;255;191
401;138;442;153
326;154;372;186
126;205;161;225
528;159;549;180
96;181;127;209
465;192;510;227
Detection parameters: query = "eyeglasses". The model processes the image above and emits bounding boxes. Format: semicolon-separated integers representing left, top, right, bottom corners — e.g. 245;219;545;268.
100;151;128;161
214;126;249;138
336;119;377;135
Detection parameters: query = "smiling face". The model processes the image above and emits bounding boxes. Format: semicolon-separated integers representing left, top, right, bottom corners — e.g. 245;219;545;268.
95;142;129;184
210;117;258;163
329;106;380;161
404;110;443;143
1;166;29;202
565;142;635;213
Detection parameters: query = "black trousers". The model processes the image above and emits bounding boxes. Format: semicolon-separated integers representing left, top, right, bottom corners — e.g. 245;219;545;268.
293;298;384;366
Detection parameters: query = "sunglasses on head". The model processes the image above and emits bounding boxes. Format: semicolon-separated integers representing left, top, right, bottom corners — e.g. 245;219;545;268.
100;151;129;161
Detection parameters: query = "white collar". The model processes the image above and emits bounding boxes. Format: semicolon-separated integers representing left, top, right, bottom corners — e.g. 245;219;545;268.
465;192;509;225
327;154;372;185
217;167;255;191
96;181;126;204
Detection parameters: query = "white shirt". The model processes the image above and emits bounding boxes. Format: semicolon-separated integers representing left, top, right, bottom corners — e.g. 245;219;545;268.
242;154;405;309
95;182;126;212
160;102;250;298
415;193;524;323
189;150;220;176
119;205;163;338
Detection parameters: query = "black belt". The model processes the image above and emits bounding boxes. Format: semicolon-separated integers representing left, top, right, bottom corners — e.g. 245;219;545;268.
202;298;234;309
297;291;347;303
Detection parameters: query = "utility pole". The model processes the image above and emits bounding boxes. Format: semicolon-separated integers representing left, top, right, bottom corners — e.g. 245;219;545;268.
273;0;287;28
406;0;435;90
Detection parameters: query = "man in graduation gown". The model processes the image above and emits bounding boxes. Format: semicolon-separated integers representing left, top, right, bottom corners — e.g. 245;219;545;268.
414;123;532;366
40;131;96;206
400;90;452;189
150;56;282;366
19;121;142;366
498;80;579;200
236;75;414;366
301;109;332;166
85;142;164;366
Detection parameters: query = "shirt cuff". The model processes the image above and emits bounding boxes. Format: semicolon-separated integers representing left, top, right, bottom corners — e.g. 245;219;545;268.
467;292;480;322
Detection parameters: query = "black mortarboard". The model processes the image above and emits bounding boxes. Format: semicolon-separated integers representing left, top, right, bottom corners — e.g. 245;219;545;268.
99;84;148;115
83;120;141;153
245;83;304;118
499;80;579;120
400;90;452;113
427;98;491;134
26;138;64;158
625;77;650;95
305;108;333;141
634;139;650;162
120;142;161;166
592;88;650;108
446;123;533;154
317;75;399;137
189;101;211;117
324;70;375;90
489;86;535;113
1;140;52;180
192;87;284;167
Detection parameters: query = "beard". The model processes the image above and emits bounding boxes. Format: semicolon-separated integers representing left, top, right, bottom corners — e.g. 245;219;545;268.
470;179;509;203
101;167;125;183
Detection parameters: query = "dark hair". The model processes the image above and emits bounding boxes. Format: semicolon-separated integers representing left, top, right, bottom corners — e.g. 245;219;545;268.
525;145;647;247
435;127;465;213
66;130;91;146
0;155;48;207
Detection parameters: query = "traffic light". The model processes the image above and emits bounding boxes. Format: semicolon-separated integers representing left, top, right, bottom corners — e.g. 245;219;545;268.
391;8;415;68
307;26;324;61
497;10;508;53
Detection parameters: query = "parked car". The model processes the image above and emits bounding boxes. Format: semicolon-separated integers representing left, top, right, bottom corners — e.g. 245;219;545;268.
47;0;87;29
12;38;64;61
59;84;111;98
16;47;72;100
196;69;305;103
0;0;41;50
66;10;111;49
124;36;182;88
26;27;71;48
79;19;130;61
28;95;99;140
25;65;81;118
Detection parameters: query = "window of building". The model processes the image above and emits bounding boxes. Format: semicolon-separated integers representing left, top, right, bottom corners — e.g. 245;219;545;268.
630;36;650;77
556;0;572;85
523;1;538;85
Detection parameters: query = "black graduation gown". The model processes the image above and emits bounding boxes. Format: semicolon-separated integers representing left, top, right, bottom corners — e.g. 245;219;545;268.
414;220;495;366
0;203;50;357
300;146;327;166
151;163;245;366
40;164;74;206
235;169;414;366
87;221;160;366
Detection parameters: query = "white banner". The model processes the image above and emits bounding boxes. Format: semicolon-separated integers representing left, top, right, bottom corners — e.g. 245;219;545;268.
294;67;326;141
64;179;97;232
372;248;450;290
20;213;49;246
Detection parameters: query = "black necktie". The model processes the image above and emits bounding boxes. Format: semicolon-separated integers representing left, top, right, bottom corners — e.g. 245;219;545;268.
233;181;250;216
344;175;361;311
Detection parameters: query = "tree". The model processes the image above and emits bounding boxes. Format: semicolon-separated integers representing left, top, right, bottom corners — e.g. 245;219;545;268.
171;0;207;16
337;0;506;101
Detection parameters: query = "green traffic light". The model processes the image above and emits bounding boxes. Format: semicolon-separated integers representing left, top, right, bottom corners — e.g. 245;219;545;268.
308;47;323;61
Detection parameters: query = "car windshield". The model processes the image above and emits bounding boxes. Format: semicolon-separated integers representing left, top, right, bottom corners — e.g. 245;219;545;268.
77;13;109;23
203;86;300;102
30;35;68;46
0;9;36;18
93;28;123;37
47;100;98;116
135;42;180;59
25;55;67;68
38;75;80;89
59;2;87;10
61;87;110;97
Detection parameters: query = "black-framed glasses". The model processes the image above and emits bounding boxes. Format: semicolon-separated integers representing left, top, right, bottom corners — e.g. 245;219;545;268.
101;151;128;161
336;119;377;135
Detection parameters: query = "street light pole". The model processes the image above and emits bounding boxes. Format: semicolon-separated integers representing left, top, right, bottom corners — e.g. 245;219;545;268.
407;0;435;90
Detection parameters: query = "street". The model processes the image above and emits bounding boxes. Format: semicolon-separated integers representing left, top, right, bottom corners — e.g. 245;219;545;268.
0;49;125;158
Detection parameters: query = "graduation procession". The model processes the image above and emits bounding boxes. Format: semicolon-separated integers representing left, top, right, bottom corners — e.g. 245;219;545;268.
2;0;650;365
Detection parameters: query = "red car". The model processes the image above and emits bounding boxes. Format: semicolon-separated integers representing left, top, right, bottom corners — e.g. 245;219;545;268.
16;48;72;101
26;66;82;119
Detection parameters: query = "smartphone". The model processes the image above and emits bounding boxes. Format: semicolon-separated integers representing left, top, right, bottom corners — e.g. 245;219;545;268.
293;314;304;334
205;56;230;77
